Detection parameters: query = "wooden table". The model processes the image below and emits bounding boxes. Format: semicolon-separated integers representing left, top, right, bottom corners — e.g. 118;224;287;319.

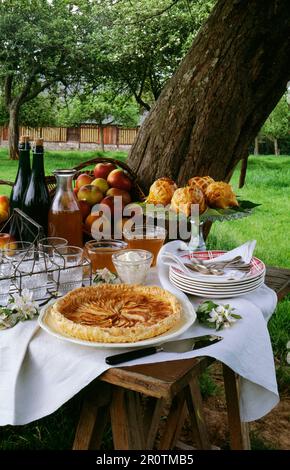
72;266;289;451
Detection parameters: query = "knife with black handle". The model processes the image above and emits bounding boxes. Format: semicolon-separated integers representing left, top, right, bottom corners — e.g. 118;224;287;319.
105;334;223;365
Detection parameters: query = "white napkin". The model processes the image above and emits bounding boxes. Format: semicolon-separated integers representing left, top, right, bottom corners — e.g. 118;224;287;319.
202;240;257;264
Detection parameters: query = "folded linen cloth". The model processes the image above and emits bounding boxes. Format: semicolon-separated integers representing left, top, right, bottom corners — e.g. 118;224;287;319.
0;240;278;426
202;240;257;265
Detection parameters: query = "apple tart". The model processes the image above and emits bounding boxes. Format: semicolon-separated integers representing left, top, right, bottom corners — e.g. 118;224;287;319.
48;284;181;343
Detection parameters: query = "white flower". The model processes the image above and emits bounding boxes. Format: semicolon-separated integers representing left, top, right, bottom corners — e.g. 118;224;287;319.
208;309;220;323
9;289;38;320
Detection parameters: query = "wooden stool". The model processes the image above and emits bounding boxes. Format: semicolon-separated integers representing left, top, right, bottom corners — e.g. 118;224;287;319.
73;357;250;450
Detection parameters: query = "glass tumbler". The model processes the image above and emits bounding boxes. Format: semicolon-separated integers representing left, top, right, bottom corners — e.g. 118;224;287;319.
38;237;68;257
123;225;167;267
84;240;128;273
52;245;83;294
5;243;50;300
0;259;13;306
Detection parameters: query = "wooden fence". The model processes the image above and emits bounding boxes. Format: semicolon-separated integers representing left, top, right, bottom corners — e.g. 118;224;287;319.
0;125;139;146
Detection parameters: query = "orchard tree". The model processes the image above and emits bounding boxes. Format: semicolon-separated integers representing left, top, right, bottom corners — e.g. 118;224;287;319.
128;0;290;190
59;89;139;151
89;0;215;110
0;0;95;159
260;95;290;155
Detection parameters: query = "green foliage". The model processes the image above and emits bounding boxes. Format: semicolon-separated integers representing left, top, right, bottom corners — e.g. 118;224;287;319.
58;90;140;128
268;297;290;392
199;369;221;398
88;0;215;107
261;95;290;140
19;94;61;127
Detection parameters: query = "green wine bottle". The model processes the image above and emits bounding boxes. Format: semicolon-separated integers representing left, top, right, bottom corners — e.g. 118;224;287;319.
10;135;31;238
22;139;51;241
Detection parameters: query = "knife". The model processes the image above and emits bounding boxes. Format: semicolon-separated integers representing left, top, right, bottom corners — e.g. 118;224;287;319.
105;334;223;365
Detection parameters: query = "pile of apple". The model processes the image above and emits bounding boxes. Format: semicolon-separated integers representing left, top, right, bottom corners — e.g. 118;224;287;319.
0;195;10;224
74;162;133;233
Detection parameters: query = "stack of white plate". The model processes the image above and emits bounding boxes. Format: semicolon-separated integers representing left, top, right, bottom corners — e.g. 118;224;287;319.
169;250;265;298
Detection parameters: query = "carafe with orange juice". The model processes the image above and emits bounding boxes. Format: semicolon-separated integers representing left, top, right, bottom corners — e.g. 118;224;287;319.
48;169;83;247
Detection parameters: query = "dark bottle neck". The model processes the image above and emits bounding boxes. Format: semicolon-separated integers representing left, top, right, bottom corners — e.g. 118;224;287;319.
18;143;31;174
31;147;45;178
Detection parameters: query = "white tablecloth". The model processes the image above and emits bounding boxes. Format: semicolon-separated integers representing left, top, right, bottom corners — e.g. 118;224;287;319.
0;242;279;426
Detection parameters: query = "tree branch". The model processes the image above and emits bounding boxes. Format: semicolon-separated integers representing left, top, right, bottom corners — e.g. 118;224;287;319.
18;70;40;104
4;74;13;108
117;0;181;26
21;80;52;103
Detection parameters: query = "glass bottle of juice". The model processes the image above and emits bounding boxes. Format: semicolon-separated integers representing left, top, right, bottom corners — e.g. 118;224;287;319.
48;169;83;247
22;139;50;241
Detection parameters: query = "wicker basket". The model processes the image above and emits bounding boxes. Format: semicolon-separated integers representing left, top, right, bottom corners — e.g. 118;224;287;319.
0;157;146;235
46;157;146;202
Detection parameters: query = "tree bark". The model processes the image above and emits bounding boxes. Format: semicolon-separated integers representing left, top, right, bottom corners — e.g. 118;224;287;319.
99;125;105;152
254;137;259;155
8;105;20;160
239;155;249;189
128;0;290;191
274;138;279;155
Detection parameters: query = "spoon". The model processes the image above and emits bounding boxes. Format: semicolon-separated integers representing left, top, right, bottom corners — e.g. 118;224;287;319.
162;252;224;276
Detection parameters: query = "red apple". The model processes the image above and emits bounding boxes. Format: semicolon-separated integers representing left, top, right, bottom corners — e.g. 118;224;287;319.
73;187;79;197
99;195;115;215
75;173;93;190
107;169;132;192
93;162;117;179
91;178;109;194
77;185;103;206
84;212;102;232
106;187;131;205
90;214;112;240
78;200;91;220
0;195;10;213
0;208;9;224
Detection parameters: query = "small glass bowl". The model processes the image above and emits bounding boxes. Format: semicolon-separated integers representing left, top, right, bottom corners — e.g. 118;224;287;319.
112;249;153;285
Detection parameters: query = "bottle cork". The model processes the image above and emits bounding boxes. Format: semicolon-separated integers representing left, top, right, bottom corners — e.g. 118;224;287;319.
20;135;30;143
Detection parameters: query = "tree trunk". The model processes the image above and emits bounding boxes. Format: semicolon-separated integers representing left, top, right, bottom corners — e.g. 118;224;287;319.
254;137;259;155
99;125;105;152
8;105;20;160
239;155;249;189
274;138;279;156
128;0;290;191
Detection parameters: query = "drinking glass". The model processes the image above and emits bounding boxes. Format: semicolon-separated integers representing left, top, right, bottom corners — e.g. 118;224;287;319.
0;259;12;306
123;225;167;266
11;249;50;300
4;241;34;268
38;237;68;257
52;246;83;294
84;240;128;273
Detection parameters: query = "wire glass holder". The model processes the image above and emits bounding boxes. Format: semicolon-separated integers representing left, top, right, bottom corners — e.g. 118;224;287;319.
0;209;92;305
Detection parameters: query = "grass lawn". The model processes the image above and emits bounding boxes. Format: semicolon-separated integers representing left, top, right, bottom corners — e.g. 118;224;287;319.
0;149;289;449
